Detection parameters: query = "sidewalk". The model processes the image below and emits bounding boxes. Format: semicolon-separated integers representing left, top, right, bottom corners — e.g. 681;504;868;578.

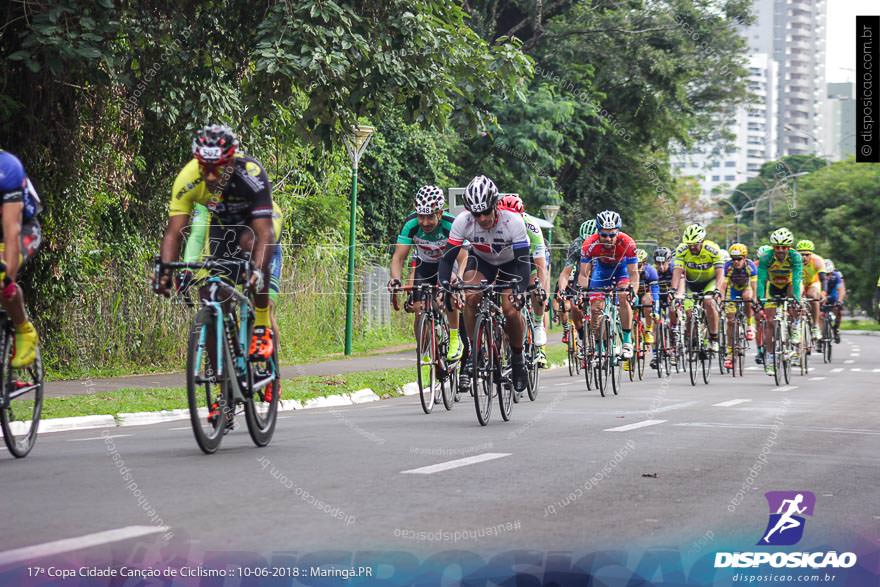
45;330;564;398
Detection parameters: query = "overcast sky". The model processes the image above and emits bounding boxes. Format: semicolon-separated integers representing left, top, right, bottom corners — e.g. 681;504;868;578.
825;1;877;84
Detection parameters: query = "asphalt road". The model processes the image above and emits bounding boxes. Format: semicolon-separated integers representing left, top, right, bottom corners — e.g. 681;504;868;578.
1;334;877;572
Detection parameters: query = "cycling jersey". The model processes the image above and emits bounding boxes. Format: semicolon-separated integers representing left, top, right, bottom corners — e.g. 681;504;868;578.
757;249;803;301
724;259;758;291
826;270;844;297
801;253;825;285
522;212;546;259
639;263;661;312
655;264;675;293
674;240;723;284
170;154;273;226
0;151;41;224
580;232;638;267
447;209;530;266
396;211;456;263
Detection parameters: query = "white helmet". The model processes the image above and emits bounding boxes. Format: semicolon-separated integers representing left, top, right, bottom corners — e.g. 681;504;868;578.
595;210;622;230
414;185;444;215
463;175;498;213
824;259;835;273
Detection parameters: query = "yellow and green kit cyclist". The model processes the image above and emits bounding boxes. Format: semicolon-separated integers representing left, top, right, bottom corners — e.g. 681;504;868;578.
756;228;803;376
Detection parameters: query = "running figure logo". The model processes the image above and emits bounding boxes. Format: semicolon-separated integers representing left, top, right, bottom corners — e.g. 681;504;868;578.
758;491;816;546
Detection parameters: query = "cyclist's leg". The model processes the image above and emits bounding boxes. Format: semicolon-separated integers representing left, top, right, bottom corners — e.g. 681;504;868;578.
4;220;42;367
702;278;719;335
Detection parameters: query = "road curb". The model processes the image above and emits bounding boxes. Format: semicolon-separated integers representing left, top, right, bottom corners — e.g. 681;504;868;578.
843;330;880;337
38;415;117;434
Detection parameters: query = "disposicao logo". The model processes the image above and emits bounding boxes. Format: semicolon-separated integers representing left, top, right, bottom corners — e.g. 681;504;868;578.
714;491;858;570
758;490;815;546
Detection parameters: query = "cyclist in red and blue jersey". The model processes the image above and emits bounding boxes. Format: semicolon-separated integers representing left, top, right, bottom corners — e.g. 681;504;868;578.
439;175;532;392
576;210;640;359
0;150;42;368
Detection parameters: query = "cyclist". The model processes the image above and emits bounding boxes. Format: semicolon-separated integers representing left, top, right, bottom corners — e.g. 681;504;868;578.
576;210;640;360
650;246;675;369
154;124;277;361
753;244;772;363
720;243;758;370
672;224;725;353
388;186;465;363
0;150;42;368
823;259;846;343
498;194;548;361
756;228;803;376
633;248;660;368
796;239;826;342
557;219;596;361
438;175;532;393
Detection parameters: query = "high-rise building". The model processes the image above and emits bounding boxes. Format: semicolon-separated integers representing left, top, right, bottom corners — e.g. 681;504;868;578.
670;54;777;198
741;0;827;157
822;82;855;161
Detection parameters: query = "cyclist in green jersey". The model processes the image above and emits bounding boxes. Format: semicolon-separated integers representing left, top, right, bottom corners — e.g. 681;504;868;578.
388;186;467;362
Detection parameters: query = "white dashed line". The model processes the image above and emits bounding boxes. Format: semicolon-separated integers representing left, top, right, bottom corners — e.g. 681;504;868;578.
713;399;752;407
66;434;132;442
675;422;880;436
604;419;667;432
401;453;511;475
851;368;862;372
0;526;169;566
844;360;855;364
771;386;798;392
807;377;827;381
830;368;844;373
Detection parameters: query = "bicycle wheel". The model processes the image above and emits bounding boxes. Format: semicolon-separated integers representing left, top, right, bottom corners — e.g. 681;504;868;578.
567;325;576;376
699;316;712;385
687;318;699;386
472;316;494;426
582;321;594;391
717;315;727;375
781;321;792;384
627;318;637;382
416;312;437;414
245;336;280;447
799;321;810;376
1;329;44;458
186;306;228;454
736;317;745;377
730;317;741;378
610;321;622;396
637;322;647;380
824;318;833;362
498;335;514;421
772;321;783;386
595;317;608;397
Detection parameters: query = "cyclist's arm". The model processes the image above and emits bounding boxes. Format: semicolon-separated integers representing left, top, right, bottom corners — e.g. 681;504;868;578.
627;261;639;293
1;201;23;280
756;256;768;301
558;264;573;291
160;215;190;263
512;244;532;294
790;250;803;302
250;216;275;278
534;254;547;291
182;203;210;263
438;244;461;285
389;243;411;282
455;247;468;280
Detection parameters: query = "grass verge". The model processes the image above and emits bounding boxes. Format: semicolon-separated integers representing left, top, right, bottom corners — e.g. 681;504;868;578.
840;320;880;331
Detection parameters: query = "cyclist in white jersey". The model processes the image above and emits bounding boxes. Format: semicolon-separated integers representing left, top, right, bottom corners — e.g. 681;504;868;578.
439;175;532;392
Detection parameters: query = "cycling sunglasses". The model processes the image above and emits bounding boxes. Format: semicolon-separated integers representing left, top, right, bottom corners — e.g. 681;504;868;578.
471;209;494;218
598;231;618;239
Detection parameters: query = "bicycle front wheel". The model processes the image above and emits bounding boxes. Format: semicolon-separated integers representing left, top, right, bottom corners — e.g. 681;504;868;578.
1;331;44;458
610;321;622;396
186;306;228;454
416;312;437;414
687;319;699;386
498;336;513;421
472;316;494;426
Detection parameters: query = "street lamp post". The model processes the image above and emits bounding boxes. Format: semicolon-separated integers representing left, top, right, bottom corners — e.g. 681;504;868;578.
343;125;375;356
540;204;560;328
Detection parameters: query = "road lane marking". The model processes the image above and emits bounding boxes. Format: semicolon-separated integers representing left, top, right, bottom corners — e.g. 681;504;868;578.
401;453;511;474
830;368;844;373
851;368;862;372
771;386;798;391
674;422;880;436
168;426;192;430
808;377;827;381
844;360;854;364
0;526;169;566
713;399;752;407
66;434;132;442
746;366;761;371
645;401;698;414
553;382;570;387
604;419;667;432
874;369;880;373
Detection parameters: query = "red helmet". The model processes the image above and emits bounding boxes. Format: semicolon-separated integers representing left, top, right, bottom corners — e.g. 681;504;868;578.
498;193;524;214
192;124;238;166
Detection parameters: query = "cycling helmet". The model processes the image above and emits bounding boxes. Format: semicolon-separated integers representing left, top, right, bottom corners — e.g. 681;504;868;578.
653;246;672;263
682;223;706;245
769;227;794;246
595;210;622;230
414;185;445;215
729;243;748;258
635;248;648;264
579;219;597;239
463;175;498;213
824;259;835;272
796;239;815;252
498;193;524;214
0;151;25;192
192;124;238;166
757;245;772;258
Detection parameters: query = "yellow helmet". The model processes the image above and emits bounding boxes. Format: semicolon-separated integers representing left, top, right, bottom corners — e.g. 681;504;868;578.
635;248;648;263
729;243;748;258
796;239;815;252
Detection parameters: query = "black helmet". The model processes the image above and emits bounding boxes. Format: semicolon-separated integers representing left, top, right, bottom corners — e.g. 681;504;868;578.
653;246;672;263
192;124;238;165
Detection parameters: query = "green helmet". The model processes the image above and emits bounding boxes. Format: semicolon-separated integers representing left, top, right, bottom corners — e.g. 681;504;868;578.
770;227;794;246
796;239;815;252
579;219;597;239
757;245;772;258
682;223;706;245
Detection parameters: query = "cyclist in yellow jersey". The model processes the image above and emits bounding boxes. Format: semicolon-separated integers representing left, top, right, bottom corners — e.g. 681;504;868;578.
796;239;826;341
756;228;803;376
672;224;726;353
154;124;277;360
